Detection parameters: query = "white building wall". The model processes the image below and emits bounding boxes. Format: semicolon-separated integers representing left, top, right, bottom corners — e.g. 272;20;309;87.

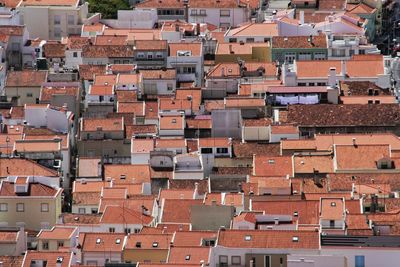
321;247;400;267
64;49;83;70
101;9;157;29
188;7;248;28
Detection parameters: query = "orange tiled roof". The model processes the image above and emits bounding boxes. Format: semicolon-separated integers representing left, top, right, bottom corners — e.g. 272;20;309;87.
125;233;173;249
22;251;72;267
169;42;202;57
81;232;125;252
172;230;217;246
161;199;202;223
37;226;76;240
6;70;47;87
217;229;320;249
100;206;153;225
104;164;151;183
168;246;211;264
0;181;60;197
81;117;123;132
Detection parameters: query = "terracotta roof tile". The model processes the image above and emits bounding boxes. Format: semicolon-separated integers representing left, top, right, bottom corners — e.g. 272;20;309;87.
217;229;320;249
135;40;167;51
60;213;101;225
252;200;319;224
272;34;327;49
169;42;202;57
78;65;106;80
82;233;125;252
22;251;72;267
168;246;210;264
141;69;176;79
43;42;66;58
38;226;76;240
161;199;202;223
82;45;134;58
0;158;58;177
0;181;60;197
81;117;123;132
6;70;47;87
287;104;400;127
125;233;173;249
100;206;153;225
104;164;151;183
172;230;217;246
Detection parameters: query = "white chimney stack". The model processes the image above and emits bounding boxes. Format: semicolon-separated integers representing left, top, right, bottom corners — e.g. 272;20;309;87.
341;60;347;77
300;10;304;24
328;67;337;87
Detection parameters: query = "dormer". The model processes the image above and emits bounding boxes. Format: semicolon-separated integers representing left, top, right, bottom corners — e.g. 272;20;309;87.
14;177;29;194
377;157;393;169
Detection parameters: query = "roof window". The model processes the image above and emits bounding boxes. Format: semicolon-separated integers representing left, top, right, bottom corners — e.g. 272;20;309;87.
244;235;252;241
292;236;299;242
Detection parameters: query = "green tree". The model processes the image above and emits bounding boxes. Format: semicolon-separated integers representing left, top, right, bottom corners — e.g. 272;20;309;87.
88;0;131;19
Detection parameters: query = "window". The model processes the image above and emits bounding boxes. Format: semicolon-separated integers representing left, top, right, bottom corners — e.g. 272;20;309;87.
229;38;237;43
73;52;78;58
0;203;7;212
167;84;173;91
265;255;271;267
298;52;312;60
91;208;98;214
317;82;326;86
200;9;206;15
147;54;153;60
201;148;212;154
124;228;131;234
191;9;197;15
134;228;141;233
298;83;307;86
41;203;49;212
109;227;116;233
284;52;296;63
332;49;345;57
67;15;74;25
330;220;335;228
246;38;255;42
314;52;326;60
58;241;64;248
78;208;85;214
42;241;49;250
54;15;61;25
217;147;228;154
355;255;365;267
54;27;61;38
231;256;241;265
220;10;230;17
26;93;33;97
16;203;24;212
219;255;228;264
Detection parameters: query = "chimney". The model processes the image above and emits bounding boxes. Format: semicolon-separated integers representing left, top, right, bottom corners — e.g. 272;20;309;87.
341;60;347;77
328;67;337;87
221;67;225;77
229;44;233;54
352;137;356;146
299;10;304;24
